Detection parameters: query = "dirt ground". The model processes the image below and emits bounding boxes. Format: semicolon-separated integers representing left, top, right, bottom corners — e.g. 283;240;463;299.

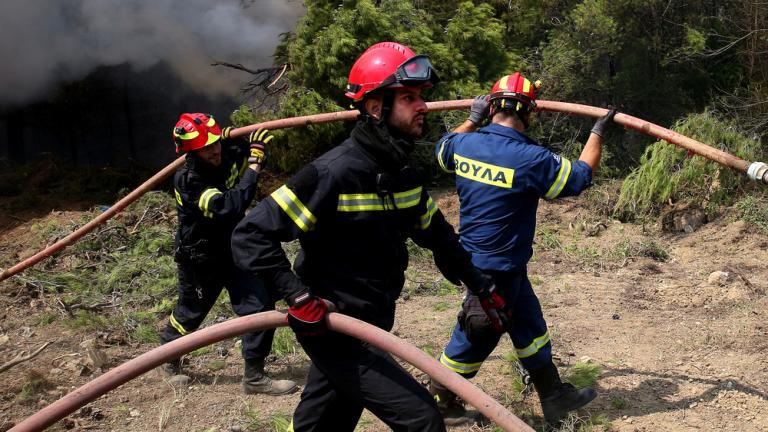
1;187;767;432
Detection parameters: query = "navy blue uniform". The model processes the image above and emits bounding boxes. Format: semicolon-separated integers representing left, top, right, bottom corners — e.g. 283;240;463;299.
161;137;275;363
435;123;592;374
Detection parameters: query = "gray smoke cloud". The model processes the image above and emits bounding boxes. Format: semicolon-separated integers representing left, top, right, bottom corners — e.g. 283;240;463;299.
0;0;304;107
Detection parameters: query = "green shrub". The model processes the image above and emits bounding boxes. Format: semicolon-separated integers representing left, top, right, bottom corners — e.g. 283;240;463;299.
736;193;768;233
132;324;160;344
565;362;602;388
615;111;763;218
64;311;109;331
271;327;299;357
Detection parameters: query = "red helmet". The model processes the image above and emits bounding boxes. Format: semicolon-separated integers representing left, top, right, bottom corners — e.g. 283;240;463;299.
345;41;439;101
172;113;222;154
489;72;541;113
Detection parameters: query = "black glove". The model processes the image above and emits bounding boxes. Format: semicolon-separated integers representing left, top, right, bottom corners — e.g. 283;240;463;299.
468;95;491;125
221;126;234;140
458;294;497;343
286;290;333;337
590;108;617;138
248;128;273;165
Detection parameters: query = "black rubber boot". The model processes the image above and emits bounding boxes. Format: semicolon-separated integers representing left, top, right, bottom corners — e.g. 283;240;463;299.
529;362;597;425
242;358;298;396
428;379;483;426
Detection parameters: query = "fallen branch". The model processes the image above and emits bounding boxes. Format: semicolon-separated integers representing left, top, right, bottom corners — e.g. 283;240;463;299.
57;299;117;318
0;342;53;373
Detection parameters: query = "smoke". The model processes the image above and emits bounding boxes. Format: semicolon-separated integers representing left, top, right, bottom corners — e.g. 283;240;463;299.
0;0;304;107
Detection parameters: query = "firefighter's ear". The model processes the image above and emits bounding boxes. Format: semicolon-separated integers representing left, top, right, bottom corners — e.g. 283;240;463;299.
364;96;382;120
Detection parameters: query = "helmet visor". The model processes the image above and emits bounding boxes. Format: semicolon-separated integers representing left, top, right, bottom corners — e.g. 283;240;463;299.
377;55;439;91
396;55;437;81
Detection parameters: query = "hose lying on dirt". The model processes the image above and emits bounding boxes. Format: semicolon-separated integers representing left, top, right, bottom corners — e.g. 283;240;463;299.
2;99;765;283
9;311;534;432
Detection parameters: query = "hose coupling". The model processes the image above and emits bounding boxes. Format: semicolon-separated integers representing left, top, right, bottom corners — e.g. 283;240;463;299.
747;162;768;184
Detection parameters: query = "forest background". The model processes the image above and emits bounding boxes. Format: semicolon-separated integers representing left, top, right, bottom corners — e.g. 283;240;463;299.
235;0;768;217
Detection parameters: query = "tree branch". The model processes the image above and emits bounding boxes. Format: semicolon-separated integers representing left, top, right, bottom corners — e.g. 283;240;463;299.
0;342;53;373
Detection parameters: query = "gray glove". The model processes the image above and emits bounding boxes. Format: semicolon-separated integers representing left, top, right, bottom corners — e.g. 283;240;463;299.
591;108;617;137
468;95;491;125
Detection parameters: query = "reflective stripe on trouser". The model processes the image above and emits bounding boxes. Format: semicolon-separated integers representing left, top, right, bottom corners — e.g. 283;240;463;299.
441;268;552;372
291;333;445;432
160;258;276;361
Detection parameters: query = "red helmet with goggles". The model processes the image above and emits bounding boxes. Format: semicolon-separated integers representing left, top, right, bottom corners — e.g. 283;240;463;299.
489;72;541;114
172;113;222;154
345;42;439;102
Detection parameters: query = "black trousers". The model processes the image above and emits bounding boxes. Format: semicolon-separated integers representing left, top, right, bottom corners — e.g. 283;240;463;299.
160;258;275;361
291;333;445;432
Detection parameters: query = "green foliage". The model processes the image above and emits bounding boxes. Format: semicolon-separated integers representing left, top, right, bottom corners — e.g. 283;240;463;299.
271;327;299;357
736;193;768;234
253;0;514;173
23;191;178;338
132;324;160;344
190;345;215;357
420;343;436;357
270;411;292;432
615;111;763;218
611;396;627;409
242;403;264;431
64;311;109;331
564;362;602;388
233;0;768;180
577;414;612;431
208;359;227;372
432;300;452;311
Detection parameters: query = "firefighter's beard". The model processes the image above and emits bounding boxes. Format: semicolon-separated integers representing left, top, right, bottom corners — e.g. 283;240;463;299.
387;110;425;141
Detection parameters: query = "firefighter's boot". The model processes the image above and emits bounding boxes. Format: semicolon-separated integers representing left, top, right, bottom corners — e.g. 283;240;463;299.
242;358;298;396
529;362;597;425
428;379;480;426
161;358;191;383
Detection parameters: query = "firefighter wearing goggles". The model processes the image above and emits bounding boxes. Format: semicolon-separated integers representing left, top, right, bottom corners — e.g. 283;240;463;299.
232;42;493;432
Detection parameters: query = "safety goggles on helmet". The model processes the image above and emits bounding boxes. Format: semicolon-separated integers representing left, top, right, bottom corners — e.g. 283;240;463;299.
376;55;439;92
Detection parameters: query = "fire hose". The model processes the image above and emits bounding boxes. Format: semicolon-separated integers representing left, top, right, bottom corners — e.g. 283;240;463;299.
2;99;766;284
9;311;535;432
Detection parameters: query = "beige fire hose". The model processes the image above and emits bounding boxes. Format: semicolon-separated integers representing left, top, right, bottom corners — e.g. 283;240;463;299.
2;99;766;284
9;311;535;432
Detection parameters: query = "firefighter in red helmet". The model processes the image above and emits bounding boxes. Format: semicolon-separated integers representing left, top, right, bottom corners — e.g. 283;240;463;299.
160;113;297;395
432;74;617;425
232;42;495;431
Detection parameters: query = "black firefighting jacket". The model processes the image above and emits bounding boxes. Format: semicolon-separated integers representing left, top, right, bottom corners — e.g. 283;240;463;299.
232;119;487;331
174;137;257;263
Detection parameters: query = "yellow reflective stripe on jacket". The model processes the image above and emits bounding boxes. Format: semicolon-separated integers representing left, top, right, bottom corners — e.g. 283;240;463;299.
416;196;438;230
337;186;422;212
174;189;183;207
544;158;572;200
515;331;551;359
169;313;189;336
439;352;482;375
198;188;222;218
271;185;317;232
436;139;454;173
226;161;240;189
287;419;294;432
